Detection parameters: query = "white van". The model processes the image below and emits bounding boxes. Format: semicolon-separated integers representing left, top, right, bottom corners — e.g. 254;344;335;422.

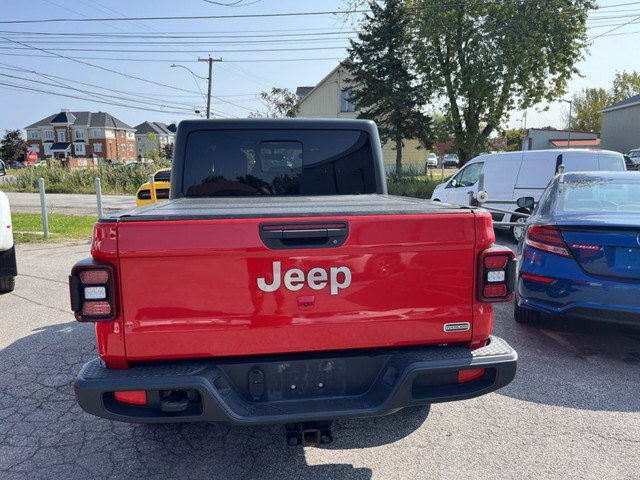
0;189;17;292
431;149;626;240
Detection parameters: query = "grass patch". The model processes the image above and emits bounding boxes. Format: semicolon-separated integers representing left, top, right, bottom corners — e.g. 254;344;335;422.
387;172;453;199
12;213;96;243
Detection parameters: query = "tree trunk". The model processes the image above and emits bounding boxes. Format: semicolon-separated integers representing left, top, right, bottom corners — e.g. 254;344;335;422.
395;136;402;176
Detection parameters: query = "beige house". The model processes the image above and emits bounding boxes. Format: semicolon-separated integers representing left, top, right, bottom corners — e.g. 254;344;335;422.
296;63;429;171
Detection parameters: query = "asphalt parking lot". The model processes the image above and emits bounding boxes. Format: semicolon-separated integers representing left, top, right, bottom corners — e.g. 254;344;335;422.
1;238;639;480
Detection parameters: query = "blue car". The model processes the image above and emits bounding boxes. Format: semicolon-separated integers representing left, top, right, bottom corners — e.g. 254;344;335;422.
515;171;640;326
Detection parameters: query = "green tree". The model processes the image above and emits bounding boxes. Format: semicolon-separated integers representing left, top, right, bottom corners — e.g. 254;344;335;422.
569;87;609;132
610;70;640;103
249;87;300;118
0;129;27;165
412;0;595;164
346;0;432;175
432;113;453;144
504;129;522;152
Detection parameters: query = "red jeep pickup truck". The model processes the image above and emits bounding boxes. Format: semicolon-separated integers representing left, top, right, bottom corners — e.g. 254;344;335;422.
70;119;517;444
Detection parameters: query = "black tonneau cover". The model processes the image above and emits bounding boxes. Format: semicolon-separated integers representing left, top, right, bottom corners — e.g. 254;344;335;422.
107;195;477;222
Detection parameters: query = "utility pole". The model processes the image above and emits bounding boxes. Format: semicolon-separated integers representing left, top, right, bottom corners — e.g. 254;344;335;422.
198;56;222;119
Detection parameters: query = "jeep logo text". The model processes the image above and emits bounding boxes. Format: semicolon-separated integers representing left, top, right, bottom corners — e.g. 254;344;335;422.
257;261;352;295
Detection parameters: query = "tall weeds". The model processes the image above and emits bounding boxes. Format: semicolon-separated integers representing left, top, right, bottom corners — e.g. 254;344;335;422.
3;162;170;195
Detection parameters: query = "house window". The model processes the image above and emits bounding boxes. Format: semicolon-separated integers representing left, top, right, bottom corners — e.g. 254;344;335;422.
121;144;126;152
75;130;85;139
30;144;40;153
92;129;101;137
45;130;54;140
129;145;134;152
94;143;103;153
30;130;39;139
57;130;66;142
44;143;52;156
127;132;134;139
340;90;355;113
75;143;86;155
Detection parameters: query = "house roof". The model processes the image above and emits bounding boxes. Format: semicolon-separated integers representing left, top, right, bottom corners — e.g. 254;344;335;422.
25;111;134;130
134;121;175;136
297;61;349;107
600;93;640;113
51;111;76;124
295;87;314;101
549;138;601;148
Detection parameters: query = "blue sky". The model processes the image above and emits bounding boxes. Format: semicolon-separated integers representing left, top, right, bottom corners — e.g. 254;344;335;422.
1;0;638;136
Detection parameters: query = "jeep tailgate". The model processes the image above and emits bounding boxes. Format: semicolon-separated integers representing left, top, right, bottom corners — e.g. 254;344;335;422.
118;213;480;361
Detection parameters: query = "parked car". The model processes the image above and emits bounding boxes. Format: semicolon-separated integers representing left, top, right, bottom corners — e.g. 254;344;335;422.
0;189;17;292
514;171;640;326
135;168;171;206
426;152;438;168
442;153;459;168
431;149;626;241
0;159;6;176
625;148;640;170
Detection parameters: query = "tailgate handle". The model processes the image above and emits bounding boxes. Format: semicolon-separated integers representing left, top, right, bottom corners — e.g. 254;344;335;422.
260;222;348;249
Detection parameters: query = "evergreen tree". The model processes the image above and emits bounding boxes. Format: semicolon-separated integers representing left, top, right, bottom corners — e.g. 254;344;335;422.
346;0;432;175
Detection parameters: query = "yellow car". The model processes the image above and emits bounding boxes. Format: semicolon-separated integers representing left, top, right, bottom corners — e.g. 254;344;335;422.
135;168;171;207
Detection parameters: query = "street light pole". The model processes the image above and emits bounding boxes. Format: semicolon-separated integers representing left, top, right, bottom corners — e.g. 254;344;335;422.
198;56;222;119
561;99;572;148
171;58;222;119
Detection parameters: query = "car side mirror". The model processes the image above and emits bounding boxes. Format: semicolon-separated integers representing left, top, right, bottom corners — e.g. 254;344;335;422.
517;196;535;209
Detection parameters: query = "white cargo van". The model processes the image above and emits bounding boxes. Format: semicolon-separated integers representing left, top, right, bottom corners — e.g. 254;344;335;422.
0;189;17;292
431;149;626;240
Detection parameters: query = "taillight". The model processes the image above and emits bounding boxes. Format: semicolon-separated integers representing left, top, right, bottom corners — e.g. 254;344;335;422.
478;249;515;302
69;262;117;322
458;368;486;383
525;225;571;257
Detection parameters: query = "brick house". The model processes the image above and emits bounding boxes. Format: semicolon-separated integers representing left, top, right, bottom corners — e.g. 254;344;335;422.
25;110;137;165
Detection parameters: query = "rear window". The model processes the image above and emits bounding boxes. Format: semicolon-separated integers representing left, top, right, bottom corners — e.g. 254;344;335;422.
182;129;376;196
557;177;640;213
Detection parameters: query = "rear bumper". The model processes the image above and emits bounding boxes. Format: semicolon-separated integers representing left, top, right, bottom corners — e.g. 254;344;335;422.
75;336;517;425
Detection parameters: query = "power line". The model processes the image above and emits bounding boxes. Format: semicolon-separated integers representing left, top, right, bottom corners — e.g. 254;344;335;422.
1;45;349;54
0;36;206;95
0;1;569;26
0;27;356;37
0;52;344;63
0;10;364;25
0;72;202;113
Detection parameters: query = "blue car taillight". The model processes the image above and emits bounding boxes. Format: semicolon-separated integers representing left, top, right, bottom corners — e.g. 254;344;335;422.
525;225;571;258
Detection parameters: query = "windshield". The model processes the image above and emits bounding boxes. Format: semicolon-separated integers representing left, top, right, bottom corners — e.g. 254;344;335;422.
182;129;376;196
